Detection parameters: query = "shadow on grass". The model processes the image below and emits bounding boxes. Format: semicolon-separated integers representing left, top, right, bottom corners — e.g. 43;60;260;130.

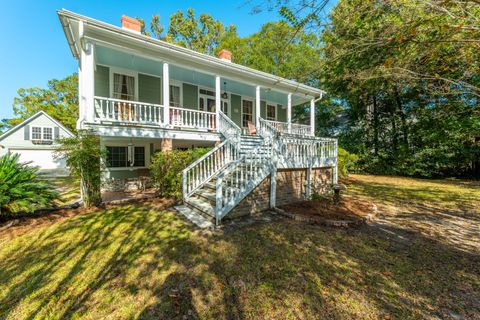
0;201;479;319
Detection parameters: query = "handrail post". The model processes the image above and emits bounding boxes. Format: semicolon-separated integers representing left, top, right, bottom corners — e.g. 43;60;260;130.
182;170;187;201
215;176;223;226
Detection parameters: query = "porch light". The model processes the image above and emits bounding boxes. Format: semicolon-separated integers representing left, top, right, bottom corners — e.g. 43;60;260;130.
221;81;228;99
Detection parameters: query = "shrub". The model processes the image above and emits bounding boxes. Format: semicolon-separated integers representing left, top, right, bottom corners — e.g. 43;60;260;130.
337;147;358;178
0;153;58;215
55;130;104;208
150;148;210;199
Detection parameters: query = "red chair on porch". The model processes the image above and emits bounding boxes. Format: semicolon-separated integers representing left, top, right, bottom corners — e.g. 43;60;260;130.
247;121;257;135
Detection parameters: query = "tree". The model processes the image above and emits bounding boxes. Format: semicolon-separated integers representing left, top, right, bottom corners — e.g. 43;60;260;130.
136;14;165;40
166;8;227;55
0;153;58;215
11;73;78;132
55;131;104;208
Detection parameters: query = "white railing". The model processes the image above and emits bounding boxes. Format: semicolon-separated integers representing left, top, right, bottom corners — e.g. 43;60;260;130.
215;138;273;224
277;136;337;169
94;96;164;124
170;107;216;130
291;123;312;136
182;111;242;199
182;139;239;198
258;118;278;138
219;111;241;141
262;119;312;136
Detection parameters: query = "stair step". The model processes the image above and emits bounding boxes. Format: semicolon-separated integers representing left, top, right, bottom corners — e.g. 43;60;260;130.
185;196;215;217
194;189;216;203
174;205;214;228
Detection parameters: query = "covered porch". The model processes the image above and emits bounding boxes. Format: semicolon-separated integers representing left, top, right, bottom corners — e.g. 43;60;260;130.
80;44;320;137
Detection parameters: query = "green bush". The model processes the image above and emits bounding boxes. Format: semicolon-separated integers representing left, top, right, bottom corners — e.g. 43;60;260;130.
0;153;58;215
337;147;358;178
55;130;104;208
150;148;210;199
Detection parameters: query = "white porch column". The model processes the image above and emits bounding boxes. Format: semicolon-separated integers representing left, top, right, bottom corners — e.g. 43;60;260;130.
287;93;292;133
80;41;95;124
215;75;221;132
163;62;170;126
255;86;261;127
310;98;315;136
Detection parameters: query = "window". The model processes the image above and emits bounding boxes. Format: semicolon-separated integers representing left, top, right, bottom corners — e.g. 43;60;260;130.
43;127;53;140
134;147;145;167
170;85;181;107
266;104;276;121
106;146;127;168
106;146;145;168
31;126;53;140
221;100;229;115
31;127;42;140
242;100;253;127
113;73;135;101
198;88;215;112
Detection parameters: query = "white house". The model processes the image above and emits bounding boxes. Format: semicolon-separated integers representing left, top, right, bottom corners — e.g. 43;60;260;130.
0;111;74;176
58;10;338;224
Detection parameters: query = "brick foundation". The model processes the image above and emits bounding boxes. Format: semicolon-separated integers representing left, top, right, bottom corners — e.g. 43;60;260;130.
227;167;332;219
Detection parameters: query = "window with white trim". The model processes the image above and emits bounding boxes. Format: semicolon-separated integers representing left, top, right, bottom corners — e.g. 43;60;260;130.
170;85;181;107
113;73;135;101
43;127;53;140
31;127;42;140
106;146;146;168
198;88;215;112
242;100;253;128
266;104;276;121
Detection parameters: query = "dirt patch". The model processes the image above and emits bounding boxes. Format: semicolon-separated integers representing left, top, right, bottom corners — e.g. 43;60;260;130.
277;196;377;226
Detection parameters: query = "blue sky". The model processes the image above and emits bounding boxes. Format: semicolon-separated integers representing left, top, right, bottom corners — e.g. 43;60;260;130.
0;0;285;120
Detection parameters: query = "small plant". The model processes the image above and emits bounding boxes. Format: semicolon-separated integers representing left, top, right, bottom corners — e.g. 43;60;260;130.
55;130;105;208
150;148;210;199
337;147;358;178
0;153;58;215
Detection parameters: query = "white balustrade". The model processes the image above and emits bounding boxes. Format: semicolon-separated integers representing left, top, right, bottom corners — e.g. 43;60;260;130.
262;119;312;136
94;96;163;124
170;107;216;130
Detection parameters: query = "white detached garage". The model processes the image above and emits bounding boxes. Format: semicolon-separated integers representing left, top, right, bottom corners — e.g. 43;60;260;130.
0;111;74;176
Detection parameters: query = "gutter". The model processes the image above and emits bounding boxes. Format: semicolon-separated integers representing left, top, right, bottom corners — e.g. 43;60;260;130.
58;12;80;59
57;9;326;98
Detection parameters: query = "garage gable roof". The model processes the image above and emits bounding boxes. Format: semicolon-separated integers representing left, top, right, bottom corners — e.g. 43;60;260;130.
0;111;75;142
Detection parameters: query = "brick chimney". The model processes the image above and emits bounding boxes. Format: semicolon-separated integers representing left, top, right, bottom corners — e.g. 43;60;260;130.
218;49;232;62
121;15;141;34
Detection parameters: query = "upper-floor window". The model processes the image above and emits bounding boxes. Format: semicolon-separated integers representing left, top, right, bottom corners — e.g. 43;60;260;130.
113;73;135;101
31;126;53;141
170;85;181;107
266;104;276;121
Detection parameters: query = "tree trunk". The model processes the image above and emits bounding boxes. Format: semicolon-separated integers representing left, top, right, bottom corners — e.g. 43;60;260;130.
394;87;408;149
391;110;398;153
373;94;379;155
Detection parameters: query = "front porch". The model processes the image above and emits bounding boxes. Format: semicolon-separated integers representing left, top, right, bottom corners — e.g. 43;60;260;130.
79;44;319;138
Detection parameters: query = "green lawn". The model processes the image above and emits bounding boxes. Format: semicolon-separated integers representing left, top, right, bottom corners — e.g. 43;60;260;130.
0;176;479;319
42;176;80;207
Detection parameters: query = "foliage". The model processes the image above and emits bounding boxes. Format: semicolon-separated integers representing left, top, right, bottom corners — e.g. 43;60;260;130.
337;147;358;178
0;153;57;215
277;0;479;178
11;73;78;132
150;148;210;199
54;130;104;208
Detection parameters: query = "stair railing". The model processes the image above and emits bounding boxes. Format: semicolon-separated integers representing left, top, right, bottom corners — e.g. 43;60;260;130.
215;137;273;224
182;111;241;200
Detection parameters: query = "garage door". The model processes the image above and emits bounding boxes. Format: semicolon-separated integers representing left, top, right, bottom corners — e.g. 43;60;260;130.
10;149;67;170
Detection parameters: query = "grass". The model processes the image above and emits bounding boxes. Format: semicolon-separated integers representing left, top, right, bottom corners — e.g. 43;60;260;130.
42;176;80;206
0;176;479;319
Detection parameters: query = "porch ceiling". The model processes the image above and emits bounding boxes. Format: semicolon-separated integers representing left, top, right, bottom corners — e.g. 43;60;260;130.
96;46;311;106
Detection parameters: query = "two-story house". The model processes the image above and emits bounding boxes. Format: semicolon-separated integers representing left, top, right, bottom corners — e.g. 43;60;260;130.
58;10;338;225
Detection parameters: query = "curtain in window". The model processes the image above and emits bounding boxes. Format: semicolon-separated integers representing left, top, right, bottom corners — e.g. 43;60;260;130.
114;74;123;99
126;76;135;100
170;85;180;107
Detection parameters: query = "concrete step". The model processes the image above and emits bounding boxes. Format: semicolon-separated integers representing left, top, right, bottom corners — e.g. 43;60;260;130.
185;196;215;217
174;205;214;228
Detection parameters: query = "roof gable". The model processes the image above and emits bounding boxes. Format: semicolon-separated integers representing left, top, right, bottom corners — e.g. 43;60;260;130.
0;111;74;142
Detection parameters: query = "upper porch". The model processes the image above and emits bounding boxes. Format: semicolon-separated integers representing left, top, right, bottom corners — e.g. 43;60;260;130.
61;10;324;140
